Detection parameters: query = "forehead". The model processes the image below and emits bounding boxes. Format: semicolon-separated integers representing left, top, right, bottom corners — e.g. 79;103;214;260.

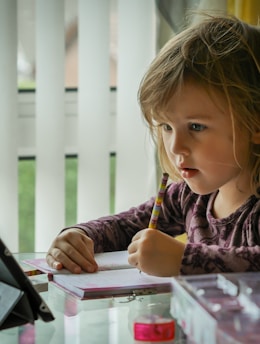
158;80;230;120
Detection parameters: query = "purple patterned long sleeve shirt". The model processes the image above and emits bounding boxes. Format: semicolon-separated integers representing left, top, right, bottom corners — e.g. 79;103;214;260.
66;182;260;275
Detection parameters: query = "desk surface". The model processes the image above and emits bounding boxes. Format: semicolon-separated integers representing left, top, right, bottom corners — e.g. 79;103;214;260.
0;253;186;344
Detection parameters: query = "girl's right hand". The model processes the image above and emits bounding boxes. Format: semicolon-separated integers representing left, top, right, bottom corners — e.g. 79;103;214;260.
46;228;98;274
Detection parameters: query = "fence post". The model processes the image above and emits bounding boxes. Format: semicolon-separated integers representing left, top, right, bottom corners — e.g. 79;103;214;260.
77;0;111;222
35;0;65;251
115;0;157;213
0;0;18;251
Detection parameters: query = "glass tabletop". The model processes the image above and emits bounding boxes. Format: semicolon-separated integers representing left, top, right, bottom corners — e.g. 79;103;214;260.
0;253;186;344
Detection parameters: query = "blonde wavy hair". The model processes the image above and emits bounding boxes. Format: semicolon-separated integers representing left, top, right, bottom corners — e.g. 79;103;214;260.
138;15;260;197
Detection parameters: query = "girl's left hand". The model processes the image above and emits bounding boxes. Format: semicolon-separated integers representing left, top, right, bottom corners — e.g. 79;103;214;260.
127;228;185;277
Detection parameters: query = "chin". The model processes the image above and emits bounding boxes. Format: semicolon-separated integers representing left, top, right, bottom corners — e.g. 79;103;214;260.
187;182;217;196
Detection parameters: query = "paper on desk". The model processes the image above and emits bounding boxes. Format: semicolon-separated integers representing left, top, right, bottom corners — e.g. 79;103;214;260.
24;251;173;299
23;250;133;275
55;268;171;289
50;268;172;299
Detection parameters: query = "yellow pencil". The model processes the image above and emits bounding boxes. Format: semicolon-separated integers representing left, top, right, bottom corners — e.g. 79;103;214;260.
148;173;169;229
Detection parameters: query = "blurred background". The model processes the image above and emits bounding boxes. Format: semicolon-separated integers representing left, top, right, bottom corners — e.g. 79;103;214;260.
1;0;259;253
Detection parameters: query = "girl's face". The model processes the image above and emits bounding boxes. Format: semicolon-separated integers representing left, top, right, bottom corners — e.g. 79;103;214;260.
160;81;250;198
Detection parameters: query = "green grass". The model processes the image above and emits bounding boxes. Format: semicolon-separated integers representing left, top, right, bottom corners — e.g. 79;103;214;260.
19;159;35;252
18;156;116;252
65;157;77;227
110;154;116;214
18;80;36;90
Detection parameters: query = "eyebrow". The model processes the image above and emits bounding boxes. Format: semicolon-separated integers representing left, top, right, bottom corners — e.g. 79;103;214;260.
156;112;214;122
185;113;214;120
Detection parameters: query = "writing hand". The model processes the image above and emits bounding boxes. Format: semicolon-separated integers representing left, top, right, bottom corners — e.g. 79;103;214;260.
46;228;98;274
127;228;185;276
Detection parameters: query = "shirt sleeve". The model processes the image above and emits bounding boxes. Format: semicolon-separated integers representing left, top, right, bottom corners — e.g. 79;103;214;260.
181;244;260;274
62;181;188;253
63;198;154;252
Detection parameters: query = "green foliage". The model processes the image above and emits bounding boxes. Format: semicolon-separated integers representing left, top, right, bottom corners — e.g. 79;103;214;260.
18;156;115;252
19;159;35;252
65;157;77;227
18;80;36;90
110;154;116;214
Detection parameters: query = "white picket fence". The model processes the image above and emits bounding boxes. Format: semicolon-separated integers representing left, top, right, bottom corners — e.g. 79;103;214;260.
0;0;157;252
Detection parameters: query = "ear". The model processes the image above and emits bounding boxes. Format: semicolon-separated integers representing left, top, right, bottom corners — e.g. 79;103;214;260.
251;131;260;144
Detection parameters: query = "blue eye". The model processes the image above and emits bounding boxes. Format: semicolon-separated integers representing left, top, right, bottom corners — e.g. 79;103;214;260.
189;123;206;131
161;123;172;131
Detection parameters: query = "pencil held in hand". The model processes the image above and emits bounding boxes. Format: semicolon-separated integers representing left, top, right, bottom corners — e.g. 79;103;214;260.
148;173;169;229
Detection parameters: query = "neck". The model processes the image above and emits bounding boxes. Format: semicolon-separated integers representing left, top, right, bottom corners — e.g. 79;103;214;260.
212;186;252;219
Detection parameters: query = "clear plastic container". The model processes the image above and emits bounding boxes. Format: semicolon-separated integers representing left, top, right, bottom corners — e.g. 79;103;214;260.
171;272;260;344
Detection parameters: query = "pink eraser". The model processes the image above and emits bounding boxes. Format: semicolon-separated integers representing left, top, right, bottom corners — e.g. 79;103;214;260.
134;315;175;341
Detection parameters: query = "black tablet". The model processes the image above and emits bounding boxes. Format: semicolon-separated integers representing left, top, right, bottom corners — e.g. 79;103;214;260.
0;238;54;330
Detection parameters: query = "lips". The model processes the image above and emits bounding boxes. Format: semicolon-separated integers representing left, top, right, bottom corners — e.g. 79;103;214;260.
180;168;198;179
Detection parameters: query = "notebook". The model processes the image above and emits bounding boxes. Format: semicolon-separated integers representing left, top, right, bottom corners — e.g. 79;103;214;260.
0;238;54;330
24;250;172;300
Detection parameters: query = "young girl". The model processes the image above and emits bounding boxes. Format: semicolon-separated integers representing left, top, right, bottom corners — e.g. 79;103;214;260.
46;15;260;276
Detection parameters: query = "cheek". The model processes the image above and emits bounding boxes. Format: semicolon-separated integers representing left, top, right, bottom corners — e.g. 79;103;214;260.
200;138;235;168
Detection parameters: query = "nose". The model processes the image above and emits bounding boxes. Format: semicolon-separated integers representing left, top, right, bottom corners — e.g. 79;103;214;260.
168;129;189;157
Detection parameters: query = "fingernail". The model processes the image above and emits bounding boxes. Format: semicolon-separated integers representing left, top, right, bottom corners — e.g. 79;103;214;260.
87;265;95;273
53;261;60;269
88;264;98;273
74;266;82;274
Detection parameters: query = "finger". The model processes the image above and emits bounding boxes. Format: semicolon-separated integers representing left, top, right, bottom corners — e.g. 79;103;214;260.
48;241;97;274
47;247;83;273
59;230;98;270
64;248;97;273
127;251;138;268
68;236;98;270
46;253;64;270
131;230;144;243
127;239;139;254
